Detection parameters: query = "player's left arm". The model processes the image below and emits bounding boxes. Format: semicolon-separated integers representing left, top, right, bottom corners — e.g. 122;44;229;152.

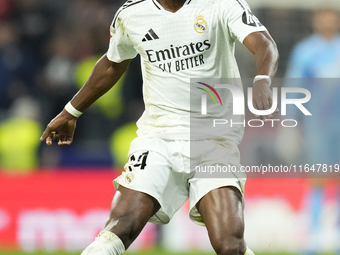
243;31;279;120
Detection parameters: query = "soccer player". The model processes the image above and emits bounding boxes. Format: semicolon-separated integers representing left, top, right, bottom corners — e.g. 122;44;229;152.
40;0;278;254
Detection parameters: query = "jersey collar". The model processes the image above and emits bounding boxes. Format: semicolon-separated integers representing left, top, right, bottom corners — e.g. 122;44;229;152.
151;0;192;12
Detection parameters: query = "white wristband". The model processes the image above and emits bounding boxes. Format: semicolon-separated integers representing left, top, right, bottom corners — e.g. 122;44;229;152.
253;75;271;86
65;102;82;118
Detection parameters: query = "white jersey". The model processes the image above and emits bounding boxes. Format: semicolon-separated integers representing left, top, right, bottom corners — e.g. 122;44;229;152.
107;0;266;144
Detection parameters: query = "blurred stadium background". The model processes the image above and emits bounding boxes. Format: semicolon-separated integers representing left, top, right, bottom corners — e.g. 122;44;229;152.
1;0;340;254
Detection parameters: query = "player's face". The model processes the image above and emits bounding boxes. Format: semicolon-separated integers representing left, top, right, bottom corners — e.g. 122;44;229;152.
313;10;340;39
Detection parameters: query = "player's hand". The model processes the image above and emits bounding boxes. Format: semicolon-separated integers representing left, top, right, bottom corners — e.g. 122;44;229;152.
252;80;279;122
40;109;78;146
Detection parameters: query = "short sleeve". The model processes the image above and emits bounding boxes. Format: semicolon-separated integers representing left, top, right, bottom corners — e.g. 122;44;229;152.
107;13;138;63
222;0;267;44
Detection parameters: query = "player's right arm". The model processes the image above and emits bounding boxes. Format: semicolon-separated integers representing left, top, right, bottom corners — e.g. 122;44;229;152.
40;55;132;146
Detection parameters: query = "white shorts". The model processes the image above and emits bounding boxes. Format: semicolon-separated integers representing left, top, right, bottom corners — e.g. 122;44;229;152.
113;137;246;226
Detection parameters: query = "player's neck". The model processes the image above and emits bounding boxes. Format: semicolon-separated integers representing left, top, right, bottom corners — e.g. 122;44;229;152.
155;0;186;13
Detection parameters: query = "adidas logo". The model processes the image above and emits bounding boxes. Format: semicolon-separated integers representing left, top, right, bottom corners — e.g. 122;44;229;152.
142;29;159;42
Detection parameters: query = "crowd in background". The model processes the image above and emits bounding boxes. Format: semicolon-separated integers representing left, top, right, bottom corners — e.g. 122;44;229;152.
0;0;144;169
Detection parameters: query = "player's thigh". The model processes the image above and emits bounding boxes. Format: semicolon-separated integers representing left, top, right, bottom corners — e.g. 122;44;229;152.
197;186;246;254
189;139;246;225
103;185;160;249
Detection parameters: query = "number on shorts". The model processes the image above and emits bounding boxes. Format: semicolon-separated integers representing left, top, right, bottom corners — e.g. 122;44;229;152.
128;151;149;171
